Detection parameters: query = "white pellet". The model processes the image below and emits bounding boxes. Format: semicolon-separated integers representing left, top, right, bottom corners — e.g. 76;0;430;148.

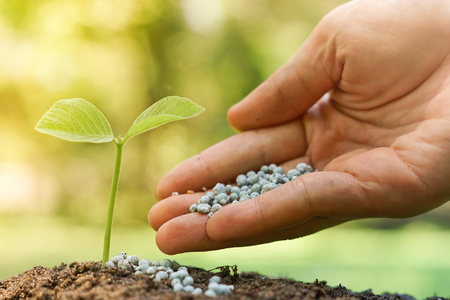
209;275;221;283
182;276;194;286
173;283;184;292
171;278;181;287
184;285;195;293
204;289;216;297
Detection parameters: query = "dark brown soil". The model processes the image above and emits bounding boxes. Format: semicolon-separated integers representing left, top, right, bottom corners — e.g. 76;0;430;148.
0;261;445;300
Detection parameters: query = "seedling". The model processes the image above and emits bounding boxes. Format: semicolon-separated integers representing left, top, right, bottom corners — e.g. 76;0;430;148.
35;96;204;266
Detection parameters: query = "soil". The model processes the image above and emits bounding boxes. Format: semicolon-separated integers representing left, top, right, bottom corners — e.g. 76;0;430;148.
0;261;446;300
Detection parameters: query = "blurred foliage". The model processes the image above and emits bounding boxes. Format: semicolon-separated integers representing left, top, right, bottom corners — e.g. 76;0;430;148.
0;0;348;224
1;0;449;228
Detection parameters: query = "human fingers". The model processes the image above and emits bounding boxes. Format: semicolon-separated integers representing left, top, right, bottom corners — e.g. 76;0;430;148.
206;143;430;242
155;119;307;200
206;171;375;241
153;161;410;254
150;156;313;231
149;192;200;231
154;211;344;254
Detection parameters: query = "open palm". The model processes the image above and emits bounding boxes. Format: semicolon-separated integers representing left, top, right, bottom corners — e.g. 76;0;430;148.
149;0;450;254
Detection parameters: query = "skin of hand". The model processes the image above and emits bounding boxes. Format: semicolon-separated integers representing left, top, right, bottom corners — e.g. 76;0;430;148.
149;0;450;254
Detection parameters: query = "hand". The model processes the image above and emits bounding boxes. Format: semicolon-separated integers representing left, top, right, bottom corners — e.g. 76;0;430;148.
148;0;450;254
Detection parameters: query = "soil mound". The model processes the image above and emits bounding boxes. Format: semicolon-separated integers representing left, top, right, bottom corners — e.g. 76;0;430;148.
0;261;445;299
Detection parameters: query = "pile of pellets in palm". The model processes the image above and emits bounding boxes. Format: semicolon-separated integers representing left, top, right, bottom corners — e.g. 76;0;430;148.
189;162;315;217
104;252;233;297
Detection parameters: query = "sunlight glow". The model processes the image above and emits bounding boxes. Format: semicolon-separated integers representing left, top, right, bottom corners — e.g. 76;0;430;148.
181;0;224;34
0;162;57;213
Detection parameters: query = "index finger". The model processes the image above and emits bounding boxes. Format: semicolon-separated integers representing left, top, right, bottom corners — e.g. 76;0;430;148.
155;119;306;200
151;171;369;254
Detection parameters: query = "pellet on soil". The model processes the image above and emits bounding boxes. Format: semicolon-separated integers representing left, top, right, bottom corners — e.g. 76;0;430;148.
0;261;426;300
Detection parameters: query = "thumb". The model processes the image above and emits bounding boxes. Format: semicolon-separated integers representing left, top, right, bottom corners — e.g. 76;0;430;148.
227;8;342;132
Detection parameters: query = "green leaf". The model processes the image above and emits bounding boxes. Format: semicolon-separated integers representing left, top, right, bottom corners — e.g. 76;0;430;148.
123;96;204;143
35;98;114;143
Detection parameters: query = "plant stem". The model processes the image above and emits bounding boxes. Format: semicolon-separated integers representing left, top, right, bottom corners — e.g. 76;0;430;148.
102;140;124;266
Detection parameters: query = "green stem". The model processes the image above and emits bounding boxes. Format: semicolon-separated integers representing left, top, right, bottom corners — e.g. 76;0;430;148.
102;140;124;266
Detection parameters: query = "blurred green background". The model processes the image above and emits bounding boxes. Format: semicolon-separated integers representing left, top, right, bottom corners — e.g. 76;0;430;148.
0;0;449;298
